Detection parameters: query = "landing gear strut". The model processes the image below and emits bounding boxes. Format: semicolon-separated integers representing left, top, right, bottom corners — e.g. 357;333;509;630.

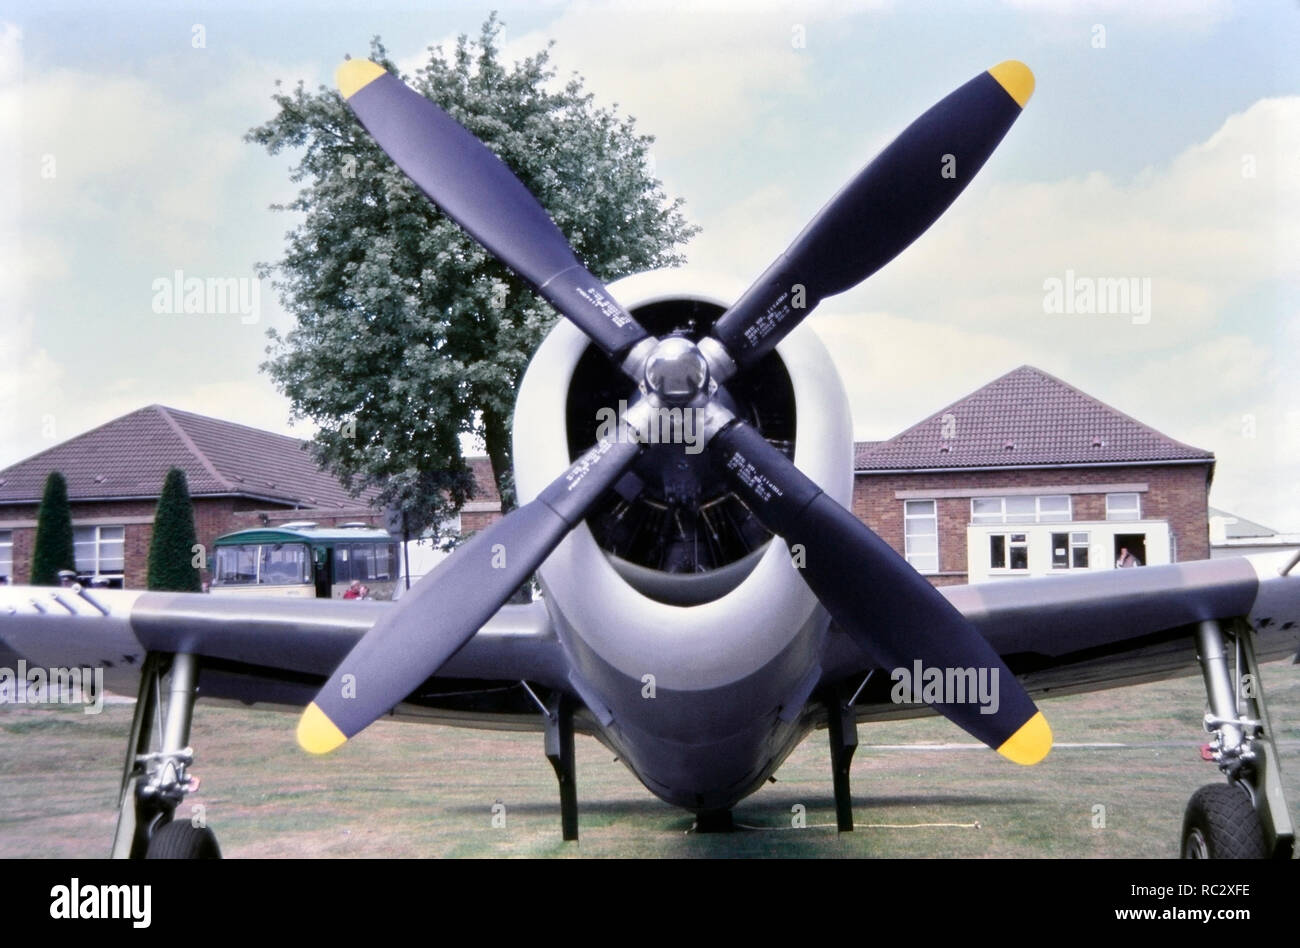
111;652;220;859
545;693;579;842
1182;619;1293;859
827;692;859;832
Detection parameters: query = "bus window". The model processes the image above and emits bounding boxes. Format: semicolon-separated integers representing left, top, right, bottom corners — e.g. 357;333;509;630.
260;543;311;585
214;545;258;585
352;542;373;581
376;543;397;581
341;542;398;582
335;544;351;582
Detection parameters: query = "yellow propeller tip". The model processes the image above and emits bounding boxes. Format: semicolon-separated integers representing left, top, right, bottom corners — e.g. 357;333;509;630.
298;702;348;754
989;60;1034;108
336;59;386;99
996;710;1052;765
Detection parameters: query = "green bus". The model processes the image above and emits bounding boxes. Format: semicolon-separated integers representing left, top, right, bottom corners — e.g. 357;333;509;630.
209;522;401;600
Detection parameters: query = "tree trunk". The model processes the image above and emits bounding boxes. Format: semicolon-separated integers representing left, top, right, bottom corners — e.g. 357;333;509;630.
481;405;515;514
481;405;532;603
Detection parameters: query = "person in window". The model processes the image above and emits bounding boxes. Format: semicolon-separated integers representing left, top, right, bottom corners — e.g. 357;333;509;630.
1116;546;1143;568
342;579;363;600
357;584;371;600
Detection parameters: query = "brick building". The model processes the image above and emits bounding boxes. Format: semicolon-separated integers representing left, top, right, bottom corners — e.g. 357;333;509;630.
0;405;500;588
0;366;1215;591
853;365;1215;586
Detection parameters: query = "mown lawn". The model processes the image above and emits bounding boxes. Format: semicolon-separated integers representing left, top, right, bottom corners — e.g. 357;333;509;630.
1;661;1297;858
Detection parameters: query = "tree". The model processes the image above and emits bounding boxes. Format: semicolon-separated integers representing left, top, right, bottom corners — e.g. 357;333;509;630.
147;468;202;592
247;13;698;539
31;471;75;586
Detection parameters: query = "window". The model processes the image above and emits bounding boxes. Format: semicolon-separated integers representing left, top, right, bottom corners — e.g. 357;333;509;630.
1106;493;1141;521
1037;495;1071;522
0;530;11;581
970;495;1071;524
73;525;125;578
903;500;938;573
990;533;1028;570
1052;532;1090;569
333;542;398;583
259;544;311;585
214;545;258;585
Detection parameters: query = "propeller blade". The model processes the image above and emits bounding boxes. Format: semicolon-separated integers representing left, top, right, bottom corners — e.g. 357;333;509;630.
337;59;650;362
710;61;1034;372
711;419;1050;764
298;434;643;753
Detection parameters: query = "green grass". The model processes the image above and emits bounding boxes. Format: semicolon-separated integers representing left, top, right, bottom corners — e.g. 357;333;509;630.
1;662;1297;858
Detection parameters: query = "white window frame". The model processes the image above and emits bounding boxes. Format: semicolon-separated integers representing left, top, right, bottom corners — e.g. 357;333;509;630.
73;524;125;579
988;532;1029;571
970;495;1072;524
903;499;939;574
0;529;12;580
1051;530;1091;570
1106;492;1141;521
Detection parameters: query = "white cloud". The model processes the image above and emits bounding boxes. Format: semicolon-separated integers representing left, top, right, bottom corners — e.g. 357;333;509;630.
497;5;837;160
0;311;64;462
781;96;1299;527
811;96;1300;351
0;42;322;472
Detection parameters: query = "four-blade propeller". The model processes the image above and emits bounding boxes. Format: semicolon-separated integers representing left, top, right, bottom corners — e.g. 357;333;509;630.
299;56;1051;767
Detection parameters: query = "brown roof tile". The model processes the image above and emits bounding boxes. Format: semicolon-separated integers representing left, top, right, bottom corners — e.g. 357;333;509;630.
854;365;1214;472
0;404;500;510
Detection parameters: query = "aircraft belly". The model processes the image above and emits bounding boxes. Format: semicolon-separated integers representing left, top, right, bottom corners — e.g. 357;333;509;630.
554;600;830;809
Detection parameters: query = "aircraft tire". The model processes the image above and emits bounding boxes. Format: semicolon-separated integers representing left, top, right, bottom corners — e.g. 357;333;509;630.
1180;783;1266;859
145;819;223;859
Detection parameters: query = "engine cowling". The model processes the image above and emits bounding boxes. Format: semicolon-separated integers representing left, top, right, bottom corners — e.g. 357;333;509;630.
514;267;854;696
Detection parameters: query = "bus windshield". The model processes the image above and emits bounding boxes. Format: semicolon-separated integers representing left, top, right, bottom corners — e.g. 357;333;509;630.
214;542;312;586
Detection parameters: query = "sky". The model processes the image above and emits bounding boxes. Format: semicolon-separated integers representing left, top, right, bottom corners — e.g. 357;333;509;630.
1;0;1297;529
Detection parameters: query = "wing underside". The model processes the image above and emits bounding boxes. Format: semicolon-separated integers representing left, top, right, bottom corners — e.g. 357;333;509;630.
3;553;1297;733
0;587;566;732
819;553;1300;722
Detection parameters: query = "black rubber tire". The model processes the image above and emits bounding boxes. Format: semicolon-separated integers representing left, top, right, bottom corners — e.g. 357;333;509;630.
145;820;222;859
1181;783;1267;859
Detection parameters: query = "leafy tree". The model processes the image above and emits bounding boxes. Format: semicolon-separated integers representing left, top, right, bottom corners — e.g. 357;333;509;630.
147;468;202;592
247;13;698;538
31;471;75;586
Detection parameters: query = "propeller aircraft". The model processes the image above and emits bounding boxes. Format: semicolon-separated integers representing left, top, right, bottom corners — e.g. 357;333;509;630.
2;57;1296;859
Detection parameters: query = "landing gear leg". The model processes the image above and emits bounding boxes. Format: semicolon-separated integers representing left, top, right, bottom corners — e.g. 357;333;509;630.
545;693;579;842
1182;619;1294;859
828;692;858;832
110;653;217;859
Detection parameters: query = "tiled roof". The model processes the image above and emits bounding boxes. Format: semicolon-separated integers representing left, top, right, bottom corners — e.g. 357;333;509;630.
854;365;1213;472
0;405;501;510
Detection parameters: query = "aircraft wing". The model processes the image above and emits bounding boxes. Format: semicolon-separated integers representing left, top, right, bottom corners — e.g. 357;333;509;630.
821;551;1300;719
0;585;566;732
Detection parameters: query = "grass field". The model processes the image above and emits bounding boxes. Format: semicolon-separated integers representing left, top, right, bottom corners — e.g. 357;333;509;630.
2;661;1298;858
